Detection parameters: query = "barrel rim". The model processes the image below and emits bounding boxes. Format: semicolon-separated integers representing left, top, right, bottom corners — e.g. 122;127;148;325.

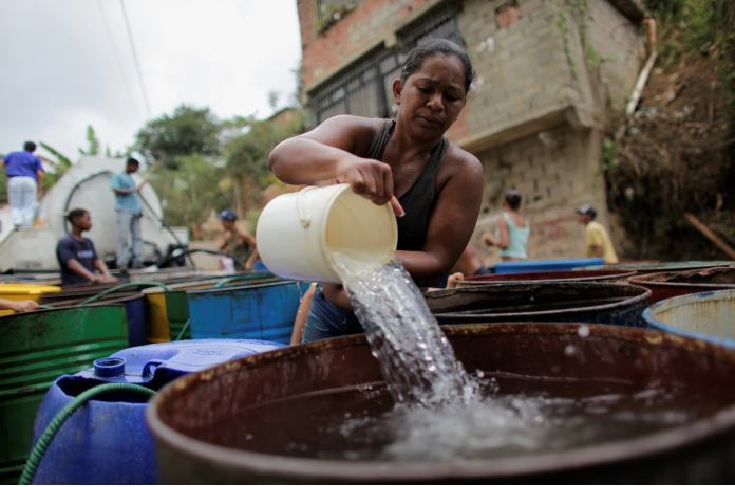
629;266;735;290
146;323;735;481
459;269;637;286
643;288;735;349
426;283;652;319
184;279;299;297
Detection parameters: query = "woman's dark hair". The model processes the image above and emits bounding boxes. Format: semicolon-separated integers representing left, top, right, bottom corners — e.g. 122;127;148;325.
127;157;140;166
504;190;523;210
23;141;36;152
400;38;475;93
67;208;89;224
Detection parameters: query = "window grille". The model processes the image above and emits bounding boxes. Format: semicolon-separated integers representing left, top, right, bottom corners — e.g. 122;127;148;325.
396;3;462;49
317;0;360;31
309;3;461;125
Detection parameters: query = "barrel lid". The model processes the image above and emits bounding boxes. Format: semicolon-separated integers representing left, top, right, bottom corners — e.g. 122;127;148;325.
76;339;283;385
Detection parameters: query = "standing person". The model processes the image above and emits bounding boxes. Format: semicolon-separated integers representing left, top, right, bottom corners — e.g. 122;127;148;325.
576;204;619;264
110;157;145;270
0;141;45;228
483;189;529;261
218;209;259;271
268;39;484;343
56;208;117;286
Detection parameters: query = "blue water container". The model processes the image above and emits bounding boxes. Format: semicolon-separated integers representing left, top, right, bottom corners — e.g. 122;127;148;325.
186;281;307;344
31;339;283;484
493;258;604;274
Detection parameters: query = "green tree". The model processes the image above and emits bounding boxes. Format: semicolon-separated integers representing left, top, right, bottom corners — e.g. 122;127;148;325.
146;153;230;229
38;141;73;193
223;110;304;209
78;125;100;156
134;105;222;169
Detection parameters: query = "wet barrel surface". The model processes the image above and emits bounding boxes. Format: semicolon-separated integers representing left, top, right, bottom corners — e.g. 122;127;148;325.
424;282;651;326
630;266;735;304
147;324;735;483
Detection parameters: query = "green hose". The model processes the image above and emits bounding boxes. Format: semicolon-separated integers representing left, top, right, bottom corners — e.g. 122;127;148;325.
18;382;155;485
213;272;272;288
79;282;170;305
174;319;191;341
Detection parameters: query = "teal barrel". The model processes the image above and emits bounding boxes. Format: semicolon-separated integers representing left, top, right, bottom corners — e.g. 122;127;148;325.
492;258;604;274
186;281;306;344
643;289;735;348
0;306;128;484
142;273;278;342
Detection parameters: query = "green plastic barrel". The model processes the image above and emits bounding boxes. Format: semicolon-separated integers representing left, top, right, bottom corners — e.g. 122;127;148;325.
0;306;128;483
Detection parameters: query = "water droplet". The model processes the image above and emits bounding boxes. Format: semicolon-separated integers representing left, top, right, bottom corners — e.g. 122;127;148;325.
578;325;590;337
476;370;485;378
564;345;576;356
245;434;253;441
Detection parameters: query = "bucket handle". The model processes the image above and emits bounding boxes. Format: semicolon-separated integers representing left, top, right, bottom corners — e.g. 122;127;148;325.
296;186;319;228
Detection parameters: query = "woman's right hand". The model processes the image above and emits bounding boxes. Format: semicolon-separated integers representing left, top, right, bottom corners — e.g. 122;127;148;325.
335;155;404;216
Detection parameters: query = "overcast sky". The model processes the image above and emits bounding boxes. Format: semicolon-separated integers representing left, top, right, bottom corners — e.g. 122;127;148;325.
0;0;302;161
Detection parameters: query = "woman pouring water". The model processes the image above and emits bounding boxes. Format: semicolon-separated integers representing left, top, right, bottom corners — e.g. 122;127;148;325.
268;39;484;343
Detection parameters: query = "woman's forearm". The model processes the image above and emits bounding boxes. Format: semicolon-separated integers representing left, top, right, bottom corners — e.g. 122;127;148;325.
268;137;347;184
395;250;446;285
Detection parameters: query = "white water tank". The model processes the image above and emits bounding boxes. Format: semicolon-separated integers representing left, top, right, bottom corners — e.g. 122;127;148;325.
0;156;188;271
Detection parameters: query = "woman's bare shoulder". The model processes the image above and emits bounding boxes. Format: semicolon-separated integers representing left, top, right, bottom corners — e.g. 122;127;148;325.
445;143;483;178
303;115;386;155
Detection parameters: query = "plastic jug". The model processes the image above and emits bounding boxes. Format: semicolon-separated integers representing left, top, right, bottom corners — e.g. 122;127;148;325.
31;339;284;484
256;184;397;283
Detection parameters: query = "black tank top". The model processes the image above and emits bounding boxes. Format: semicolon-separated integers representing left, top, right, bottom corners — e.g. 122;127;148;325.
364;119;448;251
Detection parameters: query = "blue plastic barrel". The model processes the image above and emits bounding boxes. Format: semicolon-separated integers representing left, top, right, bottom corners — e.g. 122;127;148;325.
31;339;283;484
493;258;604;274
186;281;307;344
643;289;735;349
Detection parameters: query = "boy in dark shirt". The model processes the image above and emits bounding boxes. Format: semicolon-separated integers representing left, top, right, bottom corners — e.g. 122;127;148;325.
56;208;117;286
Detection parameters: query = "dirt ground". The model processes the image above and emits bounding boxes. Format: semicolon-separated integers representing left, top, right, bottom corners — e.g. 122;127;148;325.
607;49;734;260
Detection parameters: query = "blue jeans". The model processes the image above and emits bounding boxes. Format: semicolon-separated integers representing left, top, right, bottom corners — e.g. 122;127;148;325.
116;209;143;267
301;286;364;343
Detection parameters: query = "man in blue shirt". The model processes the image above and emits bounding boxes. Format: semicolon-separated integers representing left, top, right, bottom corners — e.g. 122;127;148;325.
56;208;117;286
110;157;145;270
0;141;45;228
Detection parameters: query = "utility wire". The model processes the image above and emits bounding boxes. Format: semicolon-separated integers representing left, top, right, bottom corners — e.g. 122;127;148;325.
119;0;152;118
96;0;141;119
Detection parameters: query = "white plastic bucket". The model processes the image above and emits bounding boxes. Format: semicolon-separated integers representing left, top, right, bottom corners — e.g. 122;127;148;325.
256;184;398;284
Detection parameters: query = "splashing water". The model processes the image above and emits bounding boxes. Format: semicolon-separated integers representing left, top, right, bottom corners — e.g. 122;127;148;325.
331;251;477;407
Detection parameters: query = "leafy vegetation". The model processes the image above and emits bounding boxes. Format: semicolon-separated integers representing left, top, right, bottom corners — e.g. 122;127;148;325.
136;104;304;231
604;0;735;260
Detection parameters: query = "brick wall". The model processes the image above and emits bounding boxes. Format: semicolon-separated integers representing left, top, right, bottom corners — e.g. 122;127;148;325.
298;0;444;91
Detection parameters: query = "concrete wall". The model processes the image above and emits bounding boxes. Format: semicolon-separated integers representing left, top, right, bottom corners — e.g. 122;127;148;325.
298;0;644;262
472;125;608;262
